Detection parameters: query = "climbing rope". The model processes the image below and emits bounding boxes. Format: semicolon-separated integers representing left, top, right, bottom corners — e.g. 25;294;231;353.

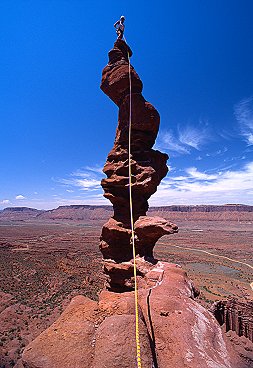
125;36;142;368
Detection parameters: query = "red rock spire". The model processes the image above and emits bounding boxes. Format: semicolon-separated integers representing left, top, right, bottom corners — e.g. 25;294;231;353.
100;39;178;290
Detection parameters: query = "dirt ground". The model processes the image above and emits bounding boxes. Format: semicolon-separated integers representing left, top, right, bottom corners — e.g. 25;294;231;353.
155;219;253;307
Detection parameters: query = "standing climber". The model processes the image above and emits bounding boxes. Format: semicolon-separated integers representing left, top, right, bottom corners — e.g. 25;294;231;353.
114;16;125;39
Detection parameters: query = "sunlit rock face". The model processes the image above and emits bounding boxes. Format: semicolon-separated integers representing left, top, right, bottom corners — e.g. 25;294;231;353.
22;263;239;368
100;39;178;290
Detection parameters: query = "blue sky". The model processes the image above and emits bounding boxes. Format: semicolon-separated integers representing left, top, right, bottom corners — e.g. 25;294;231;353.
0;0;253;209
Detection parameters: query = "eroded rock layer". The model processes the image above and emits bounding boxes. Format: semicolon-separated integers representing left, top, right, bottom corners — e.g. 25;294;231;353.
212;298;253;342
100;39;177;288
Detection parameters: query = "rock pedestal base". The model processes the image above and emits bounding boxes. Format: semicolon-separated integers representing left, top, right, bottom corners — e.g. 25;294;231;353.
22;261;239;368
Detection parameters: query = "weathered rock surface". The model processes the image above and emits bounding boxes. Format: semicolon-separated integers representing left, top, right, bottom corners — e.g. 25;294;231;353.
23;261;244;368
134;216;178;257
100;39;178;288
22;296;97;368
212;298;253;342
224;330;253;368
100;216;177;264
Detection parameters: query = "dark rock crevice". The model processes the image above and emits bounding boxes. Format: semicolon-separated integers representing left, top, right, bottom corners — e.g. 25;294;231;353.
147;288;159;368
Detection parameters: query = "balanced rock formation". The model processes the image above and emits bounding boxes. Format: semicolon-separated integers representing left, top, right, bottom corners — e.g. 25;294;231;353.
100;39;178;289
21;39;251;368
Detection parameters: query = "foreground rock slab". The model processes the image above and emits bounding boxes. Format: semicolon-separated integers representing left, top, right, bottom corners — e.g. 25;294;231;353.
22;261;242;368
22;296;97;368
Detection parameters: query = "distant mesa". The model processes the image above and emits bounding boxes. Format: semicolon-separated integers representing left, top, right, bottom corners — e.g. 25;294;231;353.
0;207;44;221
150;204;253;212
3;207;39;212
36;205;112;221
1;204;252;222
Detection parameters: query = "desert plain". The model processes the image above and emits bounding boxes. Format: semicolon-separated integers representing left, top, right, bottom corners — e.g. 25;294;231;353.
0;205;252;367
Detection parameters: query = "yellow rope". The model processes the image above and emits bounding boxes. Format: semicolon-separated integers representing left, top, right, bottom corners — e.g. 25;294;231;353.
126;43;142;368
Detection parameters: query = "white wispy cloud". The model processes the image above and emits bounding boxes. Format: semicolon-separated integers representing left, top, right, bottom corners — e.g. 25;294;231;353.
150;161;253;205
234;96;253;145
16;195;25;200
178;122;210;150
155;130;190;154
71;165;104;178
170;175;188;181
60;177;101;191
84;165;104;174
156;122;212;155
223;155;247;163
47;193;108;206
205;147;228;158
5;160;252;210
57;167;105;192
0;199;10;205
196;156;202;161
185;167;218;180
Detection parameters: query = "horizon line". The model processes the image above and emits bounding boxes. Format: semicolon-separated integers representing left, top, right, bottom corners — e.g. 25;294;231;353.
1;203;252;212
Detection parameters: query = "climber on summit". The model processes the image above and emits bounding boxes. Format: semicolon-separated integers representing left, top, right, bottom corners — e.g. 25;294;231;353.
114;16;125;39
